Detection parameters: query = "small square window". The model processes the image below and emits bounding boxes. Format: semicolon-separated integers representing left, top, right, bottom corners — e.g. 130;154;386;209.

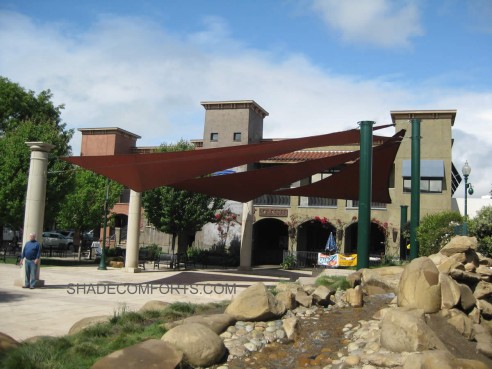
233;132;242;142
210;132;218;141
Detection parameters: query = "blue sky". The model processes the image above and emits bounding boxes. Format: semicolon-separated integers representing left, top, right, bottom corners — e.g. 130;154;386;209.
1;0;491;197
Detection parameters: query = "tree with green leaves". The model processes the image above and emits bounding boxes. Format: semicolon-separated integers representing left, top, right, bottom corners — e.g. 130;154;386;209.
0;77;74;240
416;210;463;256
142;140;225;255
469;205;492;257
56;169;123;258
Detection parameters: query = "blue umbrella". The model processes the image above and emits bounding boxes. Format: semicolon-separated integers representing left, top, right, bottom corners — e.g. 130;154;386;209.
325;232;337;253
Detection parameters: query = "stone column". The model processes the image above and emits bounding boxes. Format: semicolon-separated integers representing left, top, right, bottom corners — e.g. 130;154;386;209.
239;200;254;270
18;142;54;287
125;190;142;273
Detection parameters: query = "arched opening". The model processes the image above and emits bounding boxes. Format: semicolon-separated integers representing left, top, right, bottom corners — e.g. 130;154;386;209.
252;218;288;265
297;220;336;253
343;221;387;256
370;222;386;257
344;222;358;253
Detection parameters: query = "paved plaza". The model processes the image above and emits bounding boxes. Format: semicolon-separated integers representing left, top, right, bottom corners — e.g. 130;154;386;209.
0;262;321;341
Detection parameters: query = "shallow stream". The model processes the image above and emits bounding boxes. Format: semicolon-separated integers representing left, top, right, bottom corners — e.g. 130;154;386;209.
222;294;392;369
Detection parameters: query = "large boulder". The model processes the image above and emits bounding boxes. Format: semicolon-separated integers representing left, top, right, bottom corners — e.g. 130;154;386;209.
402;350;488;369
345;285;363;307
398;257;441;313
162;322;226;367
275;290;297;310
380;308;445;353
311;285;333;306
440;236;477;256
474;323;492;358
473;281;492;299
68;315;110;335
447;310;474;340
294;288;312;308
440;273;461;309
459;283;476;312
361;266;404;295
90;339;182;369
164;313;235;334
139;300;170;312
0;332;19;352
282;316;300;341
478;299;492;319
225;283;286;321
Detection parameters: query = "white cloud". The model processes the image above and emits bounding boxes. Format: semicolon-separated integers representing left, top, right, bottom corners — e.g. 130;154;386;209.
0;10;490;197
311;0;423;48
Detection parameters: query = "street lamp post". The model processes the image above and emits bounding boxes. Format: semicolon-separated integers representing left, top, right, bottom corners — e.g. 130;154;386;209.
461;161;473;236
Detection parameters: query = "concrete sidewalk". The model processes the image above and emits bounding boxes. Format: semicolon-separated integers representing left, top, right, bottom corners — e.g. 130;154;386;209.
0;263;309;341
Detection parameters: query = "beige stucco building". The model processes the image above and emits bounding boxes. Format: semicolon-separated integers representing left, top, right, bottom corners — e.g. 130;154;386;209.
79;100;460;265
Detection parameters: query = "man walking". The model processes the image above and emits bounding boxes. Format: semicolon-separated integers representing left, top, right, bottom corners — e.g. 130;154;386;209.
20;233;41;289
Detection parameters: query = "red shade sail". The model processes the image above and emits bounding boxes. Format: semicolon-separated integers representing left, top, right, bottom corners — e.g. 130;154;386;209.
274;130;404;203
62;125;401;203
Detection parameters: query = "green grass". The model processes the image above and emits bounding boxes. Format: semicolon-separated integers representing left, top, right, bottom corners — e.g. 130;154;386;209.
0;301;226;369
315;275;350;290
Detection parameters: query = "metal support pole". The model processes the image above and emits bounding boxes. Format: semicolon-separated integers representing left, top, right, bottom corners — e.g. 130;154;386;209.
98;178;109;270
410;119;421;260
400;205;408;260
463;175;469;235
357;121;374;270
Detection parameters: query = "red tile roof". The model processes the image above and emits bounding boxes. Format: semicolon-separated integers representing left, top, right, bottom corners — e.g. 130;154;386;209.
265;150;353;162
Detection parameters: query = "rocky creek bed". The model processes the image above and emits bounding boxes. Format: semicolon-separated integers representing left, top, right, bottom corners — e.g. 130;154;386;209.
210;294;394;369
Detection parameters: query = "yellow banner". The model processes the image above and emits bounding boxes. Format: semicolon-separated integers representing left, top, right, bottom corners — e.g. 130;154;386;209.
337;254;357;267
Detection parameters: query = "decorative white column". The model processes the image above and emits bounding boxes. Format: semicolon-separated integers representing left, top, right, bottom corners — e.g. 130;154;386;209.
239;200;254;270
17;142;54;287
125;190;142;273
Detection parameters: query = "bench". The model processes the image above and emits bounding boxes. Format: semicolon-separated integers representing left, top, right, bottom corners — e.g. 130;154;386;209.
153;253;175;270
138;249;151;270
153;252;196;270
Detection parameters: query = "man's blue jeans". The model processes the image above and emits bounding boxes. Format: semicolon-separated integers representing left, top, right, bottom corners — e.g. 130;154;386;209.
24;259;37;288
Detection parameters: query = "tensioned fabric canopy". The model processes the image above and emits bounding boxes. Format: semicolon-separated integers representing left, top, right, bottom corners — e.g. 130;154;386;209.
169;130;404;203
63;124;402;203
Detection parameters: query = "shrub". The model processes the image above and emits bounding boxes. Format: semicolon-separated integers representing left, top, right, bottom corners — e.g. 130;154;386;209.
280;253;296;270
469;205;492;257
417;211;463;256
140;244;161;260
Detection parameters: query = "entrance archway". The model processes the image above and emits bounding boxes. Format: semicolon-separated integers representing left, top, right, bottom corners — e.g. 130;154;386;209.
252;218;288;265
344;222;387;256
370;222;386;256
297;221;336;252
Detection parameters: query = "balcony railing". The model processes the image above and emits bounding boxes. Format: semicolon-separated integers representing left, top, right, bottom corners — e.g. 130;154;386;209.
254;194;290;206
299;197;337;207
346;200;387;209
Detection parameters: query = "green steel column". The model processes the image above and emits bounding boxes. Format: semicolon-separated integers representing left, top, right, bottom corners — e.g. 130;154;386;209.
410;119;421;260
400;205;408;260
357;121;374;270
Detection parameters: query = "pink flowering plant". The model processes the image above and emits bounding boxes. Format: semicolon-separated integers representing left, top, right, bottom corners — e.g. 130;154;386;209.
215;209;240;246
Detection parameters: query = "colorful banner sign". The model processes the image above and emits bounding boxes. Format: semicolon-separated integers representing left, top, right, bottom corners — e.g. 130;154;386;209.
317;253;357;267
